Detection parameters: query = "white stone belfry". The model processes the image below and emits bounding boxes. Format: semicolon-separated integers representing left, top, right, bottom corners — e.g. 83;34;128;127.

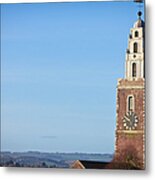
125;11;145;80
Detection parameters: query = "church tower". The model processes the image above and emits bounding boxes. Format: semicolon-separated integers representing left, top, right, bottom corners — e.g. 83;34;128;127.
115;11;145;169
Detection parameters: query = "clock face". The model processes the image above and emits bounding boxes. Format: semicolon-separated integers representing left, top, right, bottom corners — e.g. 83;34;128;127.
123;111;138;130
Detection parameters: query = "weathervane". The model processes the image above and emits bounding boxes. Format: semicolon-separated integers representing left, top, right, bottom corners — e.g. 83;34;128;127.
134;0;143;12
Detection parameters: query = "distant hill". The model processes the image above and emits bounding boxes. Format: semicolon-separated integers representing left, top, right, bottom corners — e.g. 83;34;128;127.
0;151;113;168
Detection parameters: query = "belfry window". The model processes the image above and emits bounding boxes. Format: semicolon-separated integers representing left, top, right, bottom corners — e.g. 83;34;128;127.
128;96;134;112
133;42;138;53
132;63;137;77
135;31;139;37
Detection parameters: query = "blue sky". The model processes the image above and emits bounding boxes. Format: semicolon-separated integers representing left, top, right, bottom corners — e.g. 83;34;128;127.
1;1;144;153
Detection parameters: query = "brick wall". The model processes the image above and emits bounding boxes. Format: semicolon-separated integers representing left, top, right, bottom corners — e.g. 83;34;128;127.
115;78;145;169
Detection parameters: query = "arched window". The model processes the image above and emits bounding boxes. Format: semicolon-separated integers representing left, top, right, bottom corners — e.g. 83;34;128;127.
135;31;139;37
133;42;138;53
132;63;137;77
127;95;134;112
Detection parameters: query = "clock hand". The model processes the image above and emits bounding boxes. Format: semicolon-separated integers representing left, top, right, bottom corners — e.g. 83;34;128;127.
125;116;130;122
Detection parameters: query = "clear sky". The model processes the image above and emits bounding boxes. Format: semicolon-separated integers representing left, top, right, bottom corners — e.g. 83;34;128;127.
1;1;144;153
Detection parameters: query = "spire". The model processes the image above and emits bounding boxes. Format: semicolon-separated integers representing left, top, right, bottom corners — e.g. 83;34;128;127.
133;11;144;28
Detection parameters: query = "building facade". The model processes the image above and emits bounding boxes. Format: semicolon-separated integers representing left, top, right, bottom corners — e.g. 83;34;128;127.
114;11;145;169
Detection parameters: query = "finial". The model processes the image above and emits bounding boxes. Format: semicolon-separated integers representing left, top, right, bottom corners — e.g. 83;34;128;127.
138;11;142;18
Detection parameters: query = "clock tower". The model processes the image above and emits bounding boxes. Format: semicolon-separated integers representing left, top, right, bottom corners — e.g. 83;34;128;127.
114;11;145;169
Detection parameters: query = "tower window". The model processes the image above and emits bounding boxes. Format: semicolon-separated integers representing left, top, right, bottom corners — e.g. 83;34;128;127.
127;96;134;112
132;63;137;77
135;31;139;37
133;42;138;53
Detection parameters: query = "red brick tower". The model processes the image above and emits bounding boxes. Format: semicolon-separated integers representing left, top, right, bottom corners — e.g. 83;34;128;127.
114;11;145;169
